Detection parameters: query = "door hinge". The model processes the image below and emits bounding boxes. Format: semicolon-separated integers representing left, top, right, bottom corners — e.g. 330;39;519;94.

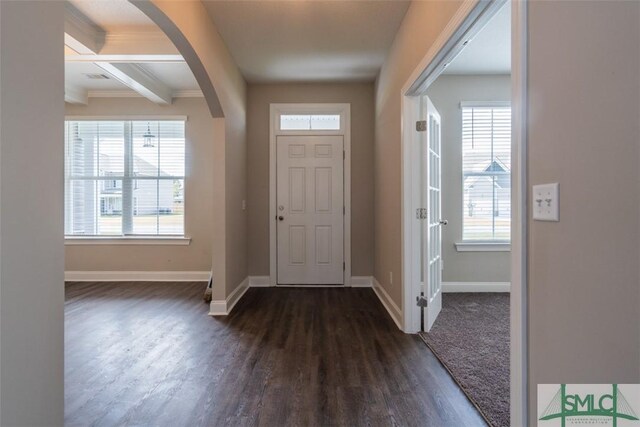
416;208;428;219
343;262;345;271
343;206;345;215
416;120;427;132
343;150;346;159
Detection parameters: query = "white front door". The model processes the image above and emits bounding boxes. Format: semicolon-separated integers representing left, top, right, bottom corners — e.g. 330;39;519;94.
276;135;344;285
422;96;444;331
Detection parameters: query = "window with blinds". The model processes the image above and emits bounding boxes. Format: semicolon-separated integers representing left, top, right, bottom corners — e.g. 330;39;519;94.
64;120;186;237
462;103;511;241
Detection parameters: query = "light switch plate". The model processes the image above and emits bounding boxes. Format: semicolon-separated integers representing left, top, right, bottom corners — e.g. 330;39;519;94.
532;183;559;221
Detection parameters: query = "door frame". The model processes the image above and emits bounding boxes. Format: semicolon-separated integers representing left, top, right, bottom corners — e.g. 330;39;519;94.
399;0;528;425
269;103;351;287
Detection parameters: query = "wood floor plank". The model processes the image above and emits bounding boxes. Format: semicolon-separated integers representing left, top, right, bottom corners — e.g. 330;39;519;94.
65;282;486;426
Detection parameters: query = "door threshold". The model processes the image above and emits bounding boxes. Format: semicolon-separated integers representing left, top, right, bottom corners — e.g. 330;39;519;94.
275;284;346;288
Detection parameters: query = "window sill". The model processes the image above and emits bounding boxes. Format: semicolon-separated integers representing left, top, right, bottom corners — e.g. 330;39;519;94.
65;236;191;246
455;242;511;252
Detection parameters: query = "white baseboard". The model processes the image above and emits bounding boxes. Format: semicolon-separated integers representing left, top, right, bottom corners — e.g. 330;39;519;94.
442;282;511;292
247;275;373;287
372;278;403;331
209;277;249;316
248;276;272;287
65;270;210;282
350;276;373;287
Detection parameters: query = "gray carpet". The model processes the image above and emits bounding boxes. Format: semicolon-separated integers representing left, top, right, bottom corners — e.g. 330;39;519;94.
419;293;509;427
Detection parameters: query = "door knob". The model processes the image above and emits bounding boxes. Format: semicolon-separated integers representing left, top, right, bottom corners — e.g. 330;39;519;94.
278;216;284;221
439;219;448;225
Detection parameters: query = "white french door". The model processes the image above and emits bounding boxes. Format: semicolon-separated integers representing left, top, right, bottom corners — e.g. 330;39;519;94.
276;135;344;285
421;96;444;331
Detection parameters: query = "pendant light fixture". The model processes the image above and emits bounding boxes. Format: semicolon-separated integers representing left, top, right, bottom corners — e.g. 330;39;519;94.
143;123;155;148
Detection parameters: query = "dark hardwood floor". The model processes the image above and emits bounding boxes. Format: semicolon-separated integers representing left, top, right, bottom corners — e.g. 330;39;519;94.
65;282;486;426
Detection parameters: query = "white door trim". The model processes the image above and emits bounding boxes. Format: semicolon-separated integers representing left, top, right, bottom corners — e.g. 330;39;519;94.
269;103;351;287
399;0;528;425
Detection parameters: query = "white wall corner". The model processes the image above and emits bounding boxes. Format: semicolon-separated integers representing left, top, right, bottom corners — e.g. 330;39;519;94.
372;278;404;331
442;282;511;293
64;270;211;282
248;276;272;287
208;277;249;316
350;276;373;287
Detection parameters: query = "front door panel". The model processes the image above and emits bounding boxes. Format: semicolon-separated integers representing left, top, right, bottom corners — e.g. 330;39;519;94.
277;135;344;285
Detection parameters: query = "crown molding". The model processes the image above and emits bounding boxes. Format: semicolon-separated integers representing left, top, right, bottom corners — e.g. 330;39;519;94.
87;89;204;99
173;90;204;98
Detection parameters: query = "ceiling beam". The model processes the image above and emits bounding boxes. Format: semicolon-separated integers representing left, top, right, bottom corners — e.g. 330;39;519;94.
64;2;105;54
65;85;88;105
94;62;173;104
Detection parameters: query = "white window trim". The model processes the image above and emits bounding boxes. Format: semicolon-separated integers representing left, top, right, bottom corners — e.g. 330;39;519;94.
272;103;348;136
460;101;512;242
65;236;191;246
459;101;511;109
455;241;511;252
65;115;188;122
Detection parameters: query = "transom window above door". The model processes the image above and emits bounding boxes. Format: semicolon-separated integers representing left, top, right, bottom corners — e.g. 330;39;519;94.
274;105;348;134
64;119;186;237
279;114;341;131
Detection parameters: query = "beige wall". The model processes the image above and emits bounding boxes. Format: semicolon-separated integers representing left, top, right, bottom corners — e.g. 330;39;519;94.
135;1;248;299
246;83;375;277
374;0;464;307
64;97;214;272
426;75;511;283
527;1;640;423
1;1;65;424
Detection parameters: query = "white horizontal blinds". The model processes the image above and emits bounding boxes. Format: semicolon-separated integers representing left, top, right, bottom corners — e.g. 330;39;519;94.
462;105;511;241
64;120;185;237
280;114;340;130
65;121;125;236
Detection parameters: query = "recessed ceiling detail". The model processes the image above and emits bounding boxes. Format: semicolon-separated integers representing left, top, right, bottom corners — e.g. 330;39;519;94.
202;0;411;83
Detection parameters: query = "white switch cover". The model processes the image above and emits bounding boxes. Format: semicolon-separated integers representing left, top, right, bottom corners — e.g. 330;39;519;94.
533;183;559;221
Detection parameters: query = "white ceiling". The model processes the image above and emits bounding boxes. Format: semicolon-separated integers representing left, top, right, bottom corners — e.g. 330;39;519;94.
65;61;201;93
68;0;156;31
202;0;411;83
66;62;127;91
444;3;511;75
141;63;200;91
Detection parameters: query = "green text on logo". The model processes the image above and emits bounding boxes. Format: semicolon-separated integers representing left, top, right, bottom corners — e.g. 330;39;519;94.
539;384;639;427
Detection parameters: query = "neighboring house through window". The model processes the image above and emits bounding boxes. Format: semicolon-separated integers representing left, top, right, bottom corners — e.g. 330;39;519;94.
64;120;186;237
461;102;511;241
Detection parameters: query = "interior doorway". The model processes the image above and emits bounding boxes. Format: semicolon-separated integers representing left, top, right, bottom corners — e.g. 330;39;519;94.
401;0;527;425
269;104;351;286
